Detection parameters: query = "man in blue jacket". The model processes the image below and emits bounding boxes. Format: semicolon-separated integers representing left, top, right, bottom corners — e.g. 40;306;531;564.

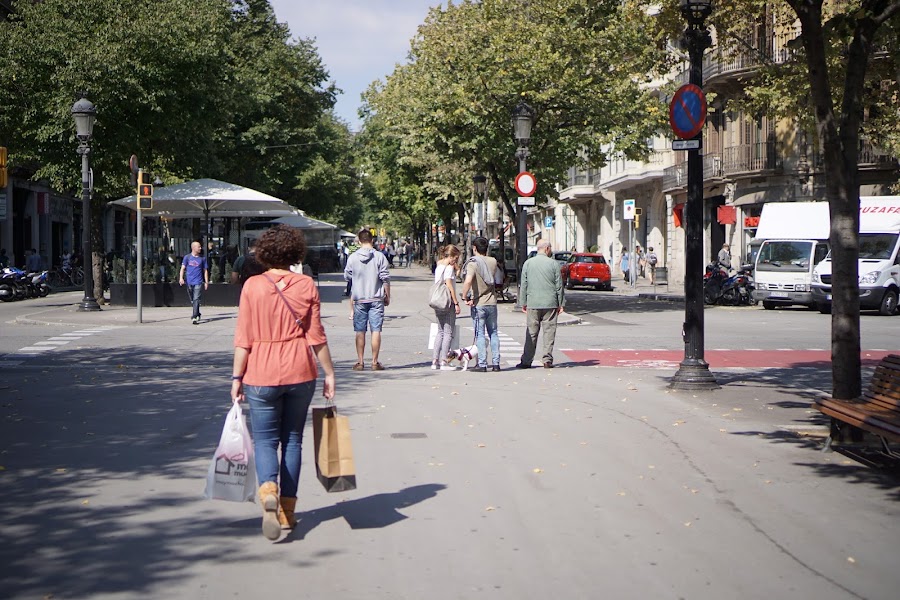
344;229;391;371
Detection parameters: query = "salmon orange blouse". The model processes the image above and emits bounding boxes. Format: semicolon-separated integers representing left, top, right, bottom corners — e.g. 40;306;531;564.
234;272;327;386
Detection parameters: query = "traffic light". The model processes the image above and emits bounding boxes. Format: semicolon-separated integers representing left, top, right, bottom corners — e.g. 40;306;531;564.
0;147;7;188
634;207;643;229
137;169;152;210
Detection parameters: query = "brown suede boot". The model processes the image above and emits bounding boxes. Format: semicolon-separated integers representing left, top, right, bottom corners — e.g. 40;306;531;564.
258;481;280;541
279;497;298;530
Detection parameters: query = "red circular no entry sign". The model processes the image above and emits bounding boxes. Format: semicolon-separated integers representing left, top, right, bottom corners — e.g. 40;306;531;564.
669;84;707;139
515;171;537;197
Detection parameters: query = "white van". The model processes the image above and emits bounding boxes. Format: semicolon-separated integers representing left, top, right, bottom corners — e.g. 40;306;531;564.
753;202;831;310
811;197;900;315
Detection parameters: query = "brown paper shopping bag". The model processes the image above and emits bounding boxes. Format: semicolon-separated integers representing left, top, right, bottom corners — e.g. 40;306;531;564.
312;405;357;493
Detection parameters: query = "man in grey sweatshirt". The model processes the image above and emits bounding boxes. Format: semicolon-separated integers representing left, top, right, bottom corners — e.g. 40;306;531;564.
343;229;391;370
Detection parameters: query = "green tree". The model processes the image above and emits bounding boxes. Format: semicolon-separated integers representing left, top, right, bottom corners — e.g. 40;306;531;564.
0;0;347;297
361;0;669;224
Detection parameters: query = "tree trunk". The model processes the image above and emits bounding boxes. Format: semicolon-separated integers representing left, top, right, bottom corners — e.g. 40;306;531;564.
787;0;900;398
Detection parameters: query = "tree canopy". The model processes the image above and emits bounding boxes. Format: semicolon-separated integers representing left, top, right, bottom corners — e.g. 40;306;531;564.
360;0;670;218
0;0;361;229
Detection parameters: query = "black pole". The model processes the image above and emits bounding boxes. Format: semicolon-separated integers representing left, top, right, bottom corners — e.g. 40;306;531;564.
670;11;717;390
77;143;101;312
514;148;527;309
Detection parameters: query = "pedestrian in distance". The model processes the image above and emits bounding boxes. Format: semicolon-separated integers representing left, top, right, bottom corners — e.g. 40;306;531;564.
516;240;565;369
432;244;462;371
461;236;501;372
0;248;9;269
647;246;659;285
718;243;732;271
636;244;646;278
344;228;391;371
230;224;336;541
179;241;209;324
231;241;266;289
25;248;41;272
620;250;630;283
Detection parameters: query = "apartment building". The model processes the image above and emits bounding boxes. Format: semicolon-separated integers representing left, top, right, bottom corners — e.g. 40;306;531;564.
549;8;899;287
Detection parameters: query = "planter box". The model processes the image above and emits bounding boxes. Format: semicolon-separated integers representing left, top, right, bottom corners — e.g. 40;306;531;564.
109;283;240;307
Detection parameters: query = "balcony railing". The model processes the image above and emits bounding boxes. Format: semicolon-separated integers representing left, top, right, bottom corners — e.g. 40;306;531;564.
673;38;795;86
662;154;724;191
722;142;782;175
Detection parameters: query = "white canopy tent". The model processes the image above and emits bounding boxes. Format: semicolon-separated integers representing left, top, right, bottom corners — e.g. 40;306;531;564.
110;178;299;218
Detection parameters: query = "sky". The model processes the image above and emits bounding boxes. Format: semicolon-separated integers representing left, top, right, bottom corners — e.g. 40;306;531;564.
268;0;443;131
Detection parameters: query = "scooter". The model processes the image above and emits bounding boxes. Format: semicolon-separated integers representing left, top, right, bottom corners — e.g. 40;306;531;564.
29;270;51;297
703;262;729;305
718;266;755;306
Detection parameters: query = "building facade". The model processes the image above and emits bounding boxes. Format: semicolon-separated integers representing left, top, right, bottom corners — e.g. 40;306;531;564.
550;9;898;287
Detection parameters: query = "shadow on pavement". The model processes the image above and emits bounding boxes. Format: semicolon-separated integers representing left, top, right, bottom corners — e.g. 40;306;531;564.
281;483;447;543
0;342;419;597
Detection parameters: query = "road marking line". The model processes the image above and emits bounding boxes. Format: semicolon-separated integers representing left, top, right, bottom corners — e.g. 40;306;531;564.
17;346;52;352
33;341;69;346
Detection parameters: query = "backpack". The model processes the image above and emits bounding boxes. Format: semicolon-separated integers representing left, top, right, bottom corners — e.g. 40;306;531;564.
648;253;658;266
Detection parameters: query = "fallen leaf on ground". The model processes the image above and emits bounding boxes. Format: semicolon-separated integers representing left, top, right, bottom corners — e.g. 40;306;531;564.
485;506;496;511
81;500;89;505
533;468;544;474
55;468;66;473
684;521;692;527
476;443;486;448
847;557;856;564
616;491;627;496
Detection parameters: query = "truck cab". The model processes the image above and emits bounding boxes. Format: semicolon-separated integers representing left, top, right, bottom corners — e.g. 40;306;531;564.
811;197;900;316
751;201;830;310
754;239;830;309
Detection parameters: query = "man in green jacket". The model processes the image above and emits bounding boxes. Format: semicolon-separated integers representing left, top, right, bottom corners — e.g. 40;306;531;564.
516;239;565;369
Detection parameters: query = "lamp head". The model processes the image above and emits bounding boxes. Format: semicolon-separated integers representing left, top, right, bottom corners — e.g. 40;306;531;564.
511;101;534;146
472;173;486;195
71;96;97;142
680;0;713;25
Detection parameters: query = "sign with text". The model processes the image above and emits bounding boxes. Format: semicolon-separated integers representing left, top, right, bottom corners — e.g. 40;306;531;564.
517;196;536;207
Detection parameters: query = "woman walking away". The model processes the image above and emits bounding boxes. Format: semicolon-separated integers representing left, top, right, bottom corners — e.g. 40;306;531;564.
231;225;336;541
432;244;462;370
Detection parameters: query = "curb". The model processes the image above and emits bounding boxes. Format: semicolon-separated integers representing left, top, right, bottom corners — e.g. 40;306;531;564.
637;293;685;303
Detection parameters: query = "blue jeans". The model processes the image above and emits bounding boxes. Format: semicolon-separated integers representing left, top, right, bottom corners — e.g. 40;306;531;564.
187;284;203;319
471;305;500;367
245;381;315;498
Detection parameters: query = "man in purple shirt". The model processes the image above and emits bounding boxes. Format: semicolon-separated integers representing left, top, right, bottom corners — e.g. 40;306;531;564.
179;241;209;324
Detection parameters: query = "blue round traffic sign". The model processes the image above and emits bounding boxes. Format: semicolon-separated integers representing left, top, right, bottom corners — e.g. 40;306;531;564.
669;84;707;139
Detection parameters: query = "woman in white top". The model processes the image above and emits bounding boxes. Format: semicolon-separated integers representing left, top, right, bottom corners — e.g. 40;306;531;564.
432;244;462;370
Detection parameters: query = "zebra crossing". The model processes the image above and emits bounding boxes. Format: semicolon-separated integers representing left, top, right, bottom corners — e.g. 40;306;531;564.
0;326;123;366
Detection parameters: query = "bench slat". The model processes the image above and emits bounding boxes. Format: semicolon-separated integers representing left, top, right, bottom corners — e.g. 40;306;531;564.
860;392;900;412
817;402;900;443
816;354;900;443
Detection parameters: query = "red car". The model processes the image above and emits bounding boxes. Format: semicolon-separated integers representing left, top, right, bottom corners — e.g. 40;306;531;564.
562;253;612;290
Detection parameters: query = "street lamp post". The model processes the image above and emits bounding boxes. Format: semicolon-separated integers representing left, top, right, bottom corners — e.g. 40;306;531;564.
71;96;101;312
671;0;717;390
512;101;534;309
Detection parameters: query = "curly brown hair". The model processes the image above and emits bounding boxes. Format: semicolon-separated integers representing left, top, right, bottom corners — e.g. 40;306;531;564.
255;224;306;269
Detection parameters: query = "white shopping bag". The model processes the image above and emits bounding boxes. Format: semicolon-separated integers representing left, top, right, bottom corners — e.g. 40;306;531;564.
204;400;256;502
427;322;461;350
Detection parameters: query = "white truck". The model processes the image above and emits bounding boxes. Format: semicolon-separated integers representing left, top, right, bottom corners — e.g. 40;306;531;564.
753;202;831;310
811;196;900;315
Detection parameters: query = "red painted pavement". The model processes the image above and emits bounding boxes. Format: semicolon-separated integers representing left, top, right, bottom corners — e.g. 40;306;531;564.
560;349;898;369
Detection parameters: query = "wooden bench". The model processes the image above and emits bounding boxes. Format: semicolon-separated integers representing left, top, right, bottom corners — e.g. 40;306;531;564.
815;354;900;454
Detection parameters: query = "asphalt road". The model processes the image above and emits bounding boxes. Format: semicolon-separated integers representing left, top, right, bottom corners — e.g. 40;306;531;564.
1;270;898;599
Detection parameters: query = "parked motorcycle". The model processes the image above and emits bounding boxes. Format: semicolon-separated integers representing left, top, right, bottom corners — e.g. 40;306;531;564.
0;267;17;301
29;270;51;297
704;262;755;306
703;262;729;305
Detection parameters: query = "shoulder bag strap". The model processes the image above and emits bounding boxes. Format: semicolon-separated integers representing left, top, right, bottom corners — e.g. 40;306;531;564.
262;273;304;331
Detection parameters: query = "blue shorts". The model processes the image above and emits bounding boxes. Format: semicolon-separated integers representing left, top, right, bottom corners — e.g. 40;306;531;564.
353;301;385;332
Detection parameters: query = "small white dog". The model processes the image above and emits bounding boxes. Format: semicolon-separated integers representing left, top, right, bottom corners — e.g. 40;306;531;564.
446;344;478;371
